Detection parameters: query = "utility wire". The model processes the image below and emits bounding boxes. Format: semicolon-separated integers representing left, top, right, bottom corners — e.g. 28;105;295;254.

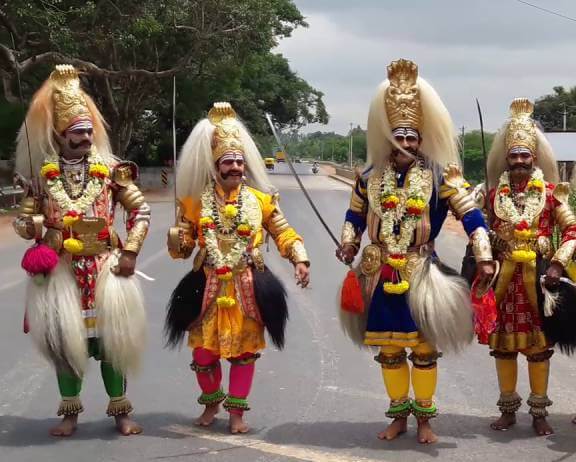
514;0;576;23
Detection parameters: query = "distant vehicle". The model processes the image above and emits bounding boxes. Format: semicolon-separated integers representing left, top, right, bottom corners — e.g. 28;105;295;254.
295;159;302;163
275;150;286;162
264;157;275;170
312;162;320;175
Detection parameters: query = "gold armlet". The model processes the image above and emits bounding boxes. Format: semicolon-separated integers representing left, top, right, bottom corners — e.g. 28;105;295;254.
112;161;139;187
341;221;359;248
448;190;476;219
117;184;146;210
442;164;468;189
123;220;149;254
349;190;365;214
552;239;576;268
13;214;44;240
19;196;40;215
290;240;309;266
554;204;576;230
167;226;194;259
471;227;492;262
267;209;290;237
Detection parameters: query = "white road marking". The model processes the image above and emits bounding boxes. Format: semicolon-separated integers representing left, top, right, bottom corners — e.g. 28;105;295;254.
166;424;385;462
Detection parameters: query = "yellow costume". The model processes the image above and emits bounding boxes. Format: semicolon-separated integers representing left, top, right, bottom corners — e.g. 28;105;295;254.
166;102;309;414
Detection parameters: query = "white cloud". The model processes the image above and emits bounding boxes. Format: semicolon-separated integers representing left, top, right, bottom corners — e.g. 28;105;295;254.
276;1;576;134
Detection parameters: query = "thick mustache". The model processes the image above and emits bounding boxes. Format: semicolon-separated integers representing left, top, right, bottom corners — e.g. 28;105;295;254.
511;164;530;170
221;171;243;179
393;148;417;156
70;141;91;149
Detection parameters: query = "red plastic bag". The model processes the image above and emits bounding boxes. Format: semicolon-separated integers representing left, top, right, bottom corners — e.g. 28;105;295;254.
471;278;497;345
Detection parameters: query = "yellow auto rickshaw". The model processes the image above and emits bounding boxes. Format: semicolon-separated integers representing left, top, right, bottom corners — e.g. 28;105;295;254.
264;157;275;170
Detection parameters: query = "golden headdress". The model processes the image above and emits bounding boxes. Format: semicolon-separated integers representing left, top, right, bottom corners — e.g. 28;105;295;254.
384;59;422;130
15;64;113;179
49;65;92;133
207;102;245;162
505;98;537;153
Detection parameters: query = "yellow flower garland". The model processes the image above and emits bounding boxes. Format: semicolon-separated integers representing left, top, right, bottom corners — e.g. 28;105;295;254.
216;296;236;309
511;249;536;263
222;204;238;219
383;280;410;294
40;163;59;178
63;238;84;254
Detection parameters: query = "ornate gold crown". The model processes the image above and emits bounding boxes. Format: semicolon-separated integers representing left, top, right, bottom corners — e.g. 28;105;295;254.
208;102;245;162
49;65;91;133
385;59;422;130
505;98;537;153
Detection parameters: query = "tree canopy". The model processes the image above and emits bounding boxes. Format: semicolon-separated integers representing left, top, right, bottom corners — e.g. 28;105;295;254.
0;0;328;161
534;86;576;131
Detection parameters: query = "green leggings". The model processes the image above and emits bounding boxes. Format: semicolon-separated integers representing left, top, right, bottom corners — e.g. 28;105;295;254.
56;339;125;399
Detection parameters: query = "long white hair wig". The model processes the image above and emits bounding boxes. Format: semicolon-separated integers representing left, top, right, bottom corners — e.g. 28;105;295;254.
176;118;275;200
487;122;559;189
15;76;116;181
366;77;460;182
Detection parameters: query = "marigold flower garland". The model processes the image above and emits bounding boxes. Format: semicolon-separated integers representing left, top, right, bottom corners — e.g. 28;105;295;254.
200;183;253;308
379;163;428;294
496;168;545;263
41;151;109;255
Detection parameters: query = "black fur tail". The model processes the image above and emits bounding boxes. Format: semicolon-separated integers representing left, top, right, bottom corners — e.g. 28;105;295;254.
536;258;576;355
253;266;288;349
164;269;205;349
540;280;576;355
434;256;464;278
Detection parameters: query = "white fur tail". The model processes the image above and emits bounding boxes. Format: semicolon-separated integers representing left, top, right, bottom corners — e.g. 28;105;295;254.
408;259;474;353
337;268;371;348
26;259;88;376
96;252;147;376
540;280;559;317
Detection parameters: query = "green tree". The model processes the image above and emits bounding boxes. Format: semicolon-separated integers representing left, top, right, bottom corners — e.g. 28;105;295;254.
281;128;366;166
534;86;576;131
461;130;495;184
128;51;328;165
0;0;326;159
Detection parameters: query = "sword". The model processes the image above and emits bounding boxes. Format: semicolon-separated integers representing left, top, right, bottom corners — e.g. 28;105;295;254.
265;113;340;248
172;76;178;222
476;99;491;217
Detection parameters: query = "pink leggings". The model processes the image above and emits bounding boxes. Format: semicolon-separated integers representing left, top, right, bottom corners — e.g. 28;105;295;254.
193;347;256;415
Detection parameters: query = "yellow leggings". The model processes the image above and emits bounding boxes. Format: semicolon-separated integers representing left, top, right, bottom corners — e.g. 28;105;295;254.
379;342;438;418
493;346;553;416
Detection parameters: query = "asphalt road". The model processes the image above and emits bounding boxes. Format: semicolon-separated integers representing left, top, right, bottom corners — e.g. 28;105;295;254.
2;169;576;462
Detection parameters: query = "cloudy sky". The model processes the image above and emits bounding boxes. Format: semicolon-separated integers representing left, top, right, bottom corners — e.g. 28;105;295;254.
276;0;576;134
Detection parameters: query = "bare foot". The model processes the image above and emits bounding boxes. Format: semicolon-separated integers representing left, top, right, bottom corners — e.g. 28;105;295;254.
50;415;78;437
377;417;408;441
416;418;438;444
115;414;143;435
490;413;516;431
532;417;554;436
229;413;249;434
195;403;219;427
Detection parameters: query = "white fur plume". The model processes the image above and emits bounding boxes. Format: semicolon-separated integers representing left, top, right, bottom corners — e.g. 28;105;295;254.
26;259;88;376
408;259;474;353
96;252;147;376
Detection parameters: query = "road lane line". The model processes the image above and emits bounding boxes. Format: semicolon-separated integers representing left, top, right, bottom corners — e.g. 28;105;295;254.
165;424;385;462
0;278;24;293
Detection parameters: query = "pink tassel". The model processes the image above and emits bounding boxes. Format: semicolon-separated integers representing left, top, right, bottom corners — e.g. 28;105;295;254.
21;242;59;276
